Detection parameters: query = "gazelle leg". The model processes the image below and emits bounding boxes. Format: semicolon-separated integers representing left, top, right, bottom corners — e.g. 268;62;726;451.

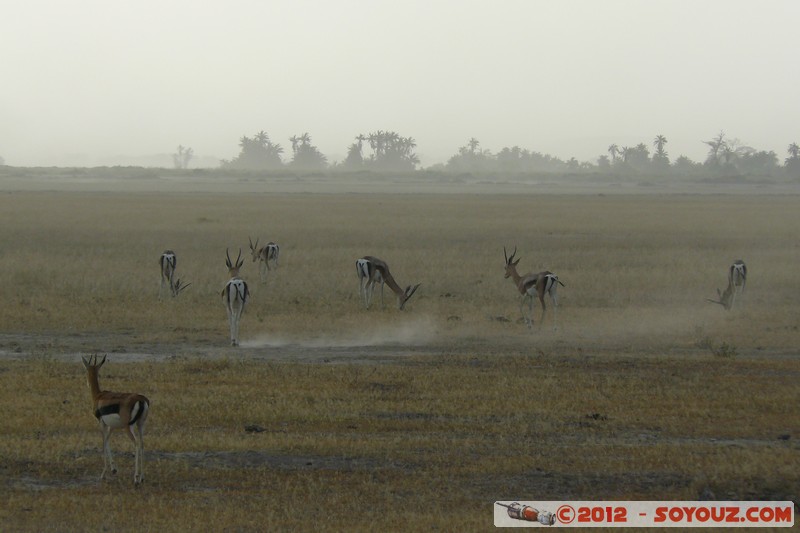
132;424;144;486
519;295;532;328
550;291;559;331
365;281;373;309
227;307;237;346
101;424;117;479
538;294;548;329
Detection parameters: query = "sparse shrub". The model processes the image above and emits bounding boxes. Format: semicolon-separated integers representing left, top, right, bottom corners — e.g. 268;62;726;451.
712;341;738;358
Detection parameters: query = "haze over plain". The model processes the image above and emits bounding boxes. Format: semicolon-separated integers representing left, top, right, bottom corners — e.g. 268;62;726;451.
2;0;798;167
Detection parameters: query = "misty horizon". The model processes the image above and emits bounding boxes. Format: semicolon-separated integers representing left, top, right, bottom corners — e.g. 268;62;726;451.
2;1;798;168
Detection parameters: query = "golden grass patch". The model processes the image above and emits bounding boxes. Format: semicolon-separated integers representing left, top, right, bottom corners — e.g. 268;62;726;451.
1;189;798;530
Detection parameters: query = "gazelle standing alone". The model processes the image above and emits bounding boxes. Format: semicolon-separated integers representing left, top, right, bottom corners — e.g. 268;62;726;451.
503;246;564;330
707;259;747;311
159;250;176;298
222;248;250;346
356;256;420;310
248;237;280;283
82;354;149;486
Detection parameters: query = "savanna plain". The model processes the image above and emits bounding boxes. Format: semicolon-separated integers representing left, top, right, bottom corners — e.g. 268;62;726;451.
1;175;798;531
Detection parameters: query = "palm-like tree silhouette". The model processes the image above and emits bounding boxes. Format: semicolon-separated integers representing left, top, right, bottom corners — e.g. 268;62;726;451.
608;144;619;163
653;135;667;154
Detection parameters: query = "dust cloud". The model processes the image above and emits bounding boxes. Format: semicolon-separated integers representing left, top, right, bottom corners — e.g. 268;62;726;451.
240;316;437;349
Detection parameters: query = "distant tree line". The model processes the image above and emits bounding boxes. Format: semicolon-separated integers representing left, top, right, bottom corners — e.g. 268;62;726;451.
216;129;800;179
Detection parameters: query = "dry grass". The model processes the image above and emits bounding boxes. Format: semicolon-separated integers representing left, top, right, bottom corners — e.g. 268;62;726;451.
0;186;799;531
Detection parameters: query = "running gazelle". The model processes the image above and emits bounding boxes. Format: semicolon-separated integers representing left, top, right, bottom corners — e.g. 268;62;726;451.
81;354;149;486
222;248;250;346
356;256;421;310
503;246;564;329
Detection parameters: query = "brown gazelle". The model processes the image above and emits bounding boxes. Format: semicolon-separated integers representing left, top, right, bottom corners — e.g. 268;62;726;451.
503;246;564;330
81;354;149;486
222;248;250;346
356;256;420;310
248;237;280;283
707;259;747;311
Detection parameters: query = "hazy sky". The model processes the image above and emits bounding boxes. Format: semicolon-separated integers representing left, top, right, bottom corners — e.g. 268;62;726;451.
2;0;798;167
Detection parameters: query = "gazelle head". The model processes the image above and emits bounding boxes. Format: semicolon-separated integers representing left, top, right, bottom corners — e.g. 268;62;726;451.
171;278;191;297
226;248;244;278
707;285;734;311
248;237;260;262
398;283;421;310
81;354;107;389
81;353;106;370
503;246;520;279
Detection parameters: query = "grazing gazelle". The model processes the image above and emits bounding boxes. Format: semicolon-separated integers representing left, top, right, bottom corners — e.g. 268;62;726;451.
222;248;250;346
248;237;280;283
503;246;564;329
356;256;420;310
159;250;177;298
707;260;747;311
81;354;149;486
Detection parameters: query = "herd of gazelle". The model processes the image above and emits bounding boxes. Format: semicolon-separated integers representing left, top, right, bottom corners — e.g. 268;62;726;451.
164;245;747;344
87;250;746;485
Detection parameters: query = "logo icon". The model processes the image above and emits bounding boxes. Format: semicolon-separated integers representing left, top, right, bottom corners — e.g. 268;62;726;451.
496;502;556;525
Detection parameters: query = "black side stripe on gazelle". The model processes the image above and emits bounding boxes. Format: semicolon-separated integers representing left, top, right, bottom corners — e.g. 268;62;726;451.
95;404;120;419
94;401;146;426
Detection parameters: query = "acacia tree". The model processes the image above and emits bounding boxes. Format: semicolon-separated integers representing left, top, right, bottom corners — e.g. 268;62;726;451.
704;131;728;166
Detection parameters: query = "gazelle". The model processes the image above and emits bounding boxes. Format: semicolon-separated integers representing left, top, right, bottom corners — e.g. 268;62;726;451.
503;246;564;330
356;256;420;310
707;260;747;311
81;354;149;486
249;237;280;283
159;250;177;298
222;248;250;346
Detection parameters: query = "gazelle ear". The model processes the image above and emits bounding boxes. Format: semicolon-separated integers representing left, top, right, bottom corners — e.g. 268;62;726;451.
81;356;90;369
512;258;521;266
98;354;107;367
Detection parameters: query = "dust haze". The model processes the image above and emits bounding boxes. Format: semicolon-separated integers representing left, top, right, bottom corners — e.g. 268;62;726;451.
242;316;438;350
